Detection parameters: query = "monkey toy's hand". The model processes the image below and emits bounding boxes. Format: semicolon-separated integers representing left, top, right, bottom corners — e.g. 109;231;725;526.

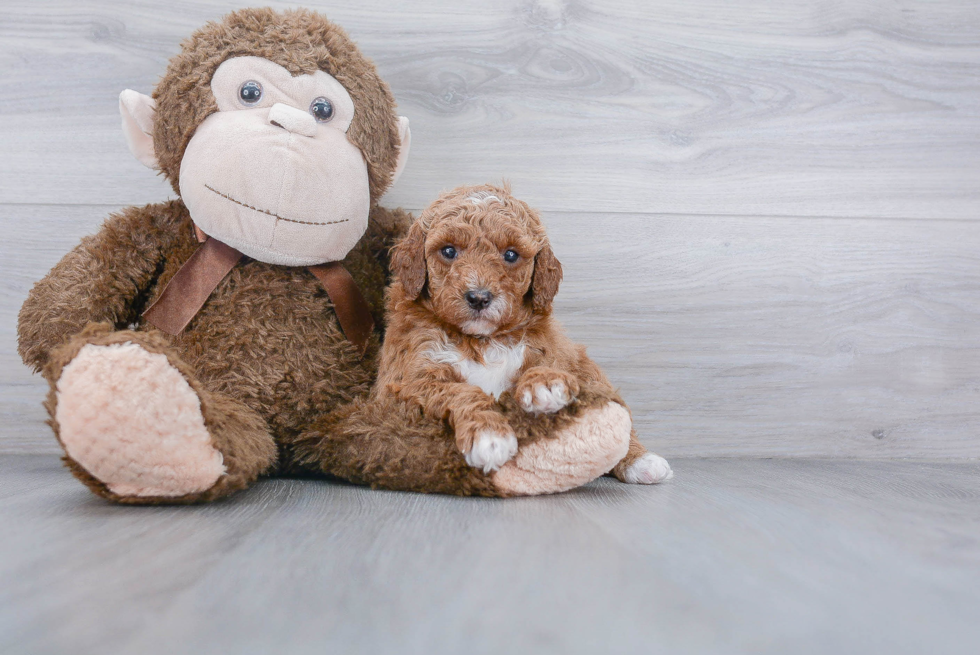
515;366;580;415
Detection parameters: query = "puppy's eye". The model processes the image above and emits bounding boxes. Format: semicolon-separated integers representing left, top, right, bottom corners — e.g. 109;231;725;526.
239;80;263;105
503;249;520;263
440;245;458;260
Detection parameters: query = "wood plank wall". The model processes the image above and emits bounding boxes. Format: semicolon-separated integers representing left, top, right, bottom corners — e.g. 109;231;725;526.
2;0;978;457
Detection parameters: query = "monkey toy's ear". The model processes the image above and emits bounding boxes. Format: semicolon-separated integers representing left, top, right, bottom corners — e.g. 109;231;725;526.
119;90;159;169
389;116;411;188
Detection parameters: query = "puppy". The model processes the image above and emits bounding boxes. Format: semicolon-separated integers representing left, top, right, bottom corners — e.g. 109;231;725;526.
379;184;672;483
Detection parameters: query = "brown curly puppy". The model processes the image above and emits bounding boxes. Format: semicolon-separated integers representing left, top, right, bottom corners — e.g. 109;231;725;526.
381;184;673;482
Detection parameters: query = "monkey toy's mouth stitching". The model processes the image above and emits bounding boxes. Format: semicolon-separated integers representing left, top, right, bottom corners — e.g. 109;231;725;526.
204;184;349;226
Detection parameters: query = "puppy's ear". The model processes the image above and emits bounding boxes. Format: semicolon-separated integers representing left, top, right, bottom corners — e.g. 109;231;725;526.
531;243;563;311
391;221;427;299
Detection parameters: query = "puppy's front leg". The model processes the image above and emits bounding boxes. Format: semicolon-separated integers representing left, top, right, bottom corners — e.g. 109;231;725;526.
454;411;518;474
397;373;517;473
515;366;581;415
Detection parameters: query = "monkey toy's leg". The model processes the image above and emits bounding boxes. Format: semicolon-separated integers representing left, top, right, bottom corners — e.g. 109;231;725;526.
290;384;639;497
44;324;277;504
493;397;637;496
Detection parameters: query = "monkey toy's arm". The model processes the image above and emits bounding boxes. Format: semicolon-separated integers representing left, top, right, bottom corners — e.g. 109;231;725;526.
17;200;185;373
366;205;414;253
340;205;414;327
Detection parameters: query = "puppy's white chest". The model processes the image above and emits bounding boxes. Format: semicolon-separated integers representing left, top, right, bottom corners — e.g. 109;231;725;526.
428;341;526;399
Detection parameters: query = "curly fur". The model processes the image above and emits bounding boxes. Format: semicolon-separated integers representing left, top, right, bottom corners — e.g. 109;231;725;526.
379;184;651;473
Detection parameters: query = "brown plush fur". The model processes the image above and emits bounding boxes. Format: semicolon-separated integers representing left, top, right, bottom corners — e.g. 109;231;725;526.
43;324;276;504
19;195;410;502
379;184;649;471
290;383;624;497
16;9;412;503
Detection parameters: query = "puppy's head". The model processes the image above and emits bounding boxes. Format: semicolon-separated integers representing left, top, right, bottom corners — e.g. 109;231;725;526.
391;184;562;336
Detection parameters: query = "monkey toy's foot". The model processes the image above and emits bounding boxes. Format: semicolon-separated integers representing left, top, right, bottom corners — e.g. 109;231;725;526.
54;340;226;498
492;402;632;496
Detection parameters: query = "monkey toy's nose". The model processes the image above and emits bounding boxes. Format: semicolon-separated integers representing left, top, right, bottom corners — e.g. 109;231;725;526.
268;103;317;138
465;289;494;311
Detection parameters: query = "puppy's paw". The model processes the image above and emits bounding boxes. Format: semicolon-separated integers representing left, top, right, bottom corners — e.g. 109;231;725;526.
516;368;579;415
464;428;519;473
621;453;673;484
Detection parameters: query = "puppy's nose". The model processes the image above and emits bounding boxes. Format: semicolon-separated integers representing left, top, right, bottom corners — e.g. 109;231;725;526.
465;289;494;311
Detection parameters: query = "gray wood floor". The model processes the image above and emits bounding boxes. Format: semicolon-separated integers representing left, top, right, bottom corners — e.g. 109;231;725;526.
2;455;979;655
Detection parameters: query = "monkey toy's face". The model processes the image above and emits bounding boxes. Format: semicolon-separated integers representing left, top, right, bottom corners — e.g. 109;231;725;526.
120;55;410;267
178;57;369;266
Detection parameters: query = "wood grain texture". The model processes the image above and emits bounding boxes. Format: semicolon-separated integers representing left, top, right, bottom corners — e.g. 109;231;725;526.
1;205;111;455
4;204;979;457
0;0;979;216
2;1;978;458
2;455;979;654
550;212;980;458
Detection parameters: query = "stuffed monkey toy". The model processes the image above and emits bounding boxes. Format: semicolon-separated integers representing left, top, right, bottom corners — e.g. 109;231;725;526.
17;8;638;502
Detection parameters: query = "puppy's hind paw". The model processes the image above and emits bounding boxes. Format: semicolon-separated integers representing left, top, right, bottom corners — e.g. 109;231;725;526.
621;453;673;484
465;429;519;473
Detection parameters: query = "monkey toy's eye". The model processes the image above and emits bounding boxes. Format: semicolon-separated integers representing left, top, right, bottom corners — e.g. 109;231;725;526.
310;97;334;122
503;249;520;263
239;80;263;105
440;245;458;260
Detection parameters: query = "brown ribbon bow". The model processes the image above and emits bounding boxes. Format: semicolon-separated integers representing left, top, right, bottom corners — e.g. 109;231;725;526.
142;237;375;355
